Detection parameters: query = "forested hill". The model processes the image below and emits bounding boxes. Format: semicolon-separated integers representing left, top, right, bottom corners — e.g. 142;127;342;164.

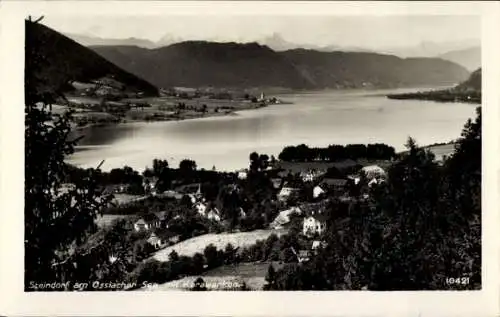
90;41;470;90
90;41;314;89
456;68;481;91
25;21;159;97
281;49;470;89
387;68;481;104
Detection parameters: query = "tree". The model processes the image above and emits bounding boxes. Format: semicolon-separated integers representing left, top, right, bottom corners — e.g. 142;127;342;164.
264;264;276;290
224;243;236;264
24;18;112;290
168;250;179;262
204;244;220;269
152;159;169;176
192;252;205;275
179;159;197;173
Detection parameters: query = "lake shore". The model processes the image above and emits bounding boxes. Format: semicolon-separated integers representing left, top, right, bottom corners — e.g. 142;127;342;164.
65;95;291;131
387;89;481;104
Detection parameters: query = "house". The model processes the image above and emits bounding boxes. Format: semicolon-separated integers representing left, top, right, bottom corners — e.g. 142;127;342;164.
297;250;311;262
206;208;221;221
147;232;164;249
290;246;311;263
313;185;325;198
108;254;118;264
133;214;161;232
236;169;248;180
361;165;386;180
239;207;247;219
278;187;299;202
303;214;327;237
311;240;327;251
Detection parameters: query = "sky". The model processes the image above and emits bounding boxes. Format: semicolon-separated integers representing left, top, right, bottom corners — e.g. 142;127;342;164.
43;15;481;50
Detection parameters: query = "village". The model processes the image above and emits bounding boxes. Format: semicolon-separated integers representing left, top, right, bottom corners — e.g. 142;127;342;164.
65;153;392;290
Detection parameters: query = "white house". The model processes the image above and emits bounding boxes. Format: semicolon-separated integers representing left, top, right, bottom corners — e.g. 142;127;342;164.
311;240;327;251
236;169;248;180
206;208;221;221
239;207;247;219
303;215;327;237
133;214;161;232
147;232;164;249
313;185;325;198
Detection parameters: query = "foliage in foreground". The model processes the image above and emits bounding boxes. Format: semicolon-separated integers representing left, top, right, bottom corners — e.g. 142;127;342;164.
25;17;113;290
266;107;481;290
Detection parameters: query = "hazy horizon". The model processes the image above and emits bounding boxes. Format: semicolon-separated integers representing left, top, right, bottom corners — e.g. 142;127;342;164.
43;15;481;51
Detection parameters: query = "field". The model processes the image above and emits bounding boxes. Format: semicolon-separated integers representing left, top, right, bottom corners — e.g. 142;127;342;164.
95;214;131;228
141;261;284;291
59;94;269;128
426;143;456;161
153;229;288;261
399;142;456;162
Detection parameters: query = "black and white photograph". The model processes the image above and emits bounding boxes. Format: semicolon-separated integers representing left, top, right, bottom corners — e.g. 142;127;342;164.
1;1;499;316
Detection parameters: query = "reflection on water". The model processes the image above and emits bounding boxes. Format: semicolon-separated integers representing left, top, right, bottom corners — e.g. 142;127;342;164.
67;89;477;172
71;123;140;146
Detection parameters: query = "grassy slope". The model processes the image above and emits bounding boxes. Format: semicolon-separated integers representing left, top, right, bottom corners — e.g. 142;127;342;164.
152;229;288;261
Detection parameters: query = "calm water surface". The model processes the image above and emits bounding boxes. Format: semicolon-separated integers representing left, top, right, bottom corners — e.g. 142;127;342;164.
67;89;477;172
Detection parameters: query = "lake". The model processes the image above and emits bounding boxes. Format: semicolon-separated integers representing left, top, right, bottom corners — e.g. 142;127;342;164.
67;89;477;172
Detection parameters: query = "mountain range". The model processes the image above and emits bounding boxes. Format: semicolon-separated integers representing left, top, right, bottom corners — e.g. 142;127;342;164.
258;33;374;53
33;24;471;93
66;31;480;57
89;41;470;90
26;21;159;97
